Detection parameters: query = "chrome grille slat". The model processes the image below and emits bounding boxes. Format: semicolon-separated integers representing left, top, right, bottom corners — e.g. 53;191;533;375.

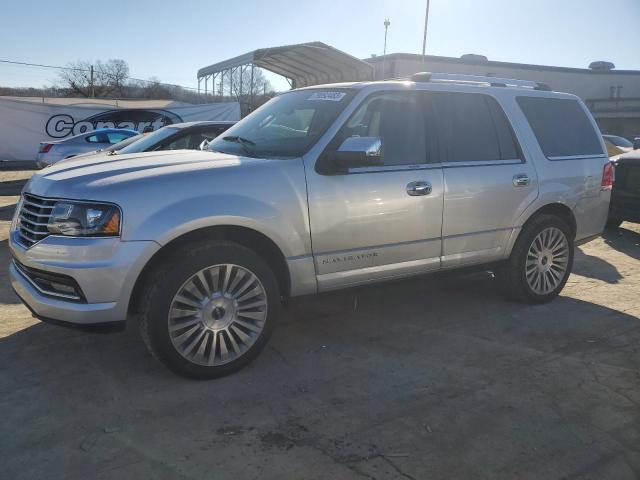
19;215;49;227
22;199;54;209
21;205;53;218
19;224;49;236
16;194;55;248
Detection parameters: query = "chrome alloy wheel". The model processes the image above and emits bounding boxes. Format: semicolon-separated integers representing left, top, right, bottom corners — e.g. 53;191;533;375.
168;264;268;366
525;227;569;295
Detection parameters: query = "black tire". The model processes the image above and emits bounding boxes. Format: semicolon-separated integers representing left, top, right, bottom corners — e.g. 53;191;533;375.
605;217;623;229
138;240;280;379
498;214;574;304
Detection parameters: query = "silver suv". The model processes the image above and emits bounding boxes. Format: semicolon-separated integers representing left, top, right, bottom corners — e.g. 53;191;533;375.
9;73;612;378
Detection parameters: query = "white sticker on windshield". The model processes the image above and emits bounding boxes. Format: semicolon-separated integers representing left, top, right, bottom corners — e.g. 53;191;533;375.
307;91;346;102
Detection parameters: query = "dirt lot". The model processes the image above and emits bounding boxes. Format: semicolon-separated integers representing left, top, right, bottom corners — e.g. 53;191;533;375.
1;169;639;480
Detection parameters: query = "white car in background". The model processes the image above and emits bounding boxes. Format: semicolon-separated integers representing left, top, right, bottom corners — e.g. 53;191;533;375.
36;128;139;168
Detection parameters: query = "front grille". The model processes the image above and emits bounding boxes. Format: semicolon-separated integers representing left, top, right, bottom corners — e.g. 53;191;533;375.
17;193;56;248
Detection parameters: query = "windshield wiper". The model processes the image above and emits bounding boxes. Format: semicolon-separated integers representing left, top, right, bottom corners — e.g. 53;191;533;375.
222;135;257;157
223;135;256;146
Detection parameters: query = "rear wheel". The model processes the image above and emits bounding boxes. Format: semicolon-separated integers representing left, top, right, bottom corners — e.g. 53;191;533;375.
138;240;280;379
499;214;574;303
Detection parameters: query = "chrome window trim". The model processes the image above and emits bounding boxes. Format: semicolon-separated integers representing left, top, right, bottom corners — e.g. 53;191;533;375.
346;163;443;174
442;159;524;168
546;154;607;161
342;158;524;174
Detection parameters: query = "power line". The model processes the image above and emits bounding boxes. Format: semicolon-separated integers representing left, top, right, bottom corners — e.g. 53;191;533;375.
0;58;200;91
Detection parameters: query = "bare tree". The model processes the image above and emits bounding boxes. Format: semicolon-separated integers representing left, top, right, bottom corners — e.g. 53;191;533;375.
228;67;272;98
57;59;130;97
96;59;129;97
57;60;94;97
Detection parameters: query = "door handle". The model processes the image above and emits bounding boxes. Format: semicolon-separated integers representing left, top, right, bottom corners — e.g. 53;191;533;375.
513;174;530;187
406;181;432;196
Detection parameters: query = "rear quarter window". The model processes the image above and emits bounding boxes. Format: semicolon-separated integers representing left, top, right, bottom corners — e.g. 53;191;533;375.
517;97;604;159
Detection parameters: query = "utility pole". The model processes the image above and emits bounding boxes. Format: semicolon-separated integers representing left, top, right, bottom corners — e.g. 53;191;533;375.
382;18;390;79
422;0;430;57
90;64;95;98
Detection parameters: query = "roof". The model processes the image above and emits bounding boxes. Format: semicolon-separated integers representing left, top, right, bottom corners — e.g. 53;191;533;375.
197;42;374;88
366;53;640;76
297;77;572;97
168;120;237;129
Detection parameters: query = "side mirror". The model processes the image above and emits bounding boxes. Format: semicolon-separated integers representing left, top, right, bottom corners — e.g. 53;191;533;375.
199;139;210;151
634;138;640;150
334;136;383;170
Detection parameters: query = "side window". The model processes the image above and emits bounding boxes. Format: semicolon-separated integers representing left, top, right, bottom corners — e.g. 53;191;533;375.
486;98;520;160
106;132;131;144
86;132;111;143
164;133;190;150
516;97;604;158
432;92;520;162
336;92;428;166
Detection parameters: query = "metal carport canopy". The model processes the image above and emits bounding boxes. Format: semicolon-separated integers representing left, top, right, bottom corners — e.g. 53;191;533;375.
197;42;374;88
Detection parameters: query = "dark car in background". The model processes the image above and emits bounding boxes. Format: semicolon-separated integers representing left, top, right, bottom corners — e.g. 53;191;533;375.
115;121;235;155
607;150;640;228
71;121;236;161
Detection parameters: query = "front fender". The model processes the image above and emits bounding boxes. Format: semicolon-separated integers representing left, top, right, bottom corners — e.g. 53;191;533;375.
125;193;311;259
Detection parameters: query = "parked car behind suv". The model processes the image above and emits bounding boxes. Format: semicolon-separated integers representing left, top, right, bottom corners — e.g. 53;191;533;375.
10;73;612;378
36;128;139;167
603;134;634;157
607;149;640;228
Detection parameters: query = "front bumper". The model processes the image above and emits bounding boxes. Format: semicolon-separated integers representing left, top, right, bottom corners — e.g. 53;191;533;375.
9;230;159;325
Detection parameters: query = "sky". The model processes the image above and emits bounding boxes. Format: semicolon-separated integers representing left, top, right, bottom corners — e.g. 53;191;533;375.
1;0;639;92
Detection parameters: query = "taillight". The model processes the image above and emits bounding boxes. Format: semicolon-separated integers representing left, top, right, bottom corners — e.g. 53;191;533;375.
601;162;614;190
39;143;53;153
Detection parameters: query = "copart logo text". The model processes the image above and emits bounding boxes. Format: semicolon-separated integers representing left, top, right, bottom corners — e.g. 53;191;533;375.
45;109;183;138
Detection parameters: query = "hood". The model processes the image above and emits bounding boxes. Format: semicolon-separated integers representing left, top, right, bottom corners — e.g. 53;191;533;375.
25;150;261;200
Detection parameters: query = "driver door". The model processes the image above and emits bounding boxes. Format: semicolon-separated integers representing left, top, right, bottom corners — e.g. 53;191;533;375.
304;91;444;291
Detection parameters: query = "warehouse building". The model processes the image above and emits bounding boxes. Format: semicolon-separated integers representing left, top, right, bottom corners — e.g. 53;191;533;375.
198;42;640;139
368;53;640;139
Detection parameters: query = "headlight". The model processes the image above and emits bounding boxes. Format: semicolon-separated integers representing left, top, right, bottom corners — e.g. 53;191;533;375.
47;201;121;237
11;196;24;231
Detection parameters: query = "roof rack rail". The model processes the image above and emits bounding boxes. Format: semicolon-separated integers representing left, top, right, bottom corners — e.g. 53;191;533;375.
409;72;551;91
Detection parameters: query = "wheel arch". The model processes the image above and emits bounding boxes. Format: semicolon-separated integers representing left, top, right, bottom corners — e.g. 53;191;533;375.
524;203;577;238
505;202;577;257
128;225;291;317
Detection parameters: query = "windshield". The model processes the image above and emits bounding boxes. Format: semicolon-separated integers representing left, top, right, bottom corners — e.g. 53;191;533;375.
208;89;354;158
604;135;633;148
118;126;178;154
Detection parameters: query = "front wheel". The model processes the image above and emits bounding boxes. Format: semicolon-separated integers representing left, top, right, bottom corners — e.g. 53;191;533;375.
499;215;574;303
138;240;280;379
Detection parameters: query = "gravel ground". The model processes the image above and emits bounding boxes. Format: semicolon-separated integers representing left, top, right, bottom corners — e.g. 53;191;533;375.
1;169;639;480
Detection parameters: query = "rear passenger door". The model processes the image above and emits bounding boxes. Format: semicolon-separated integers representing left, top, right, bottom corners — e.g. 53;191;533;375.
433;92;538;268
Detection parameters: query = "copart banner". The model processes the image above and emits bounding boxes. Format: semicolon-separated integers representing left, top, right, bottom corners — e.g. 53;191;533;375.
0;97;241;161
